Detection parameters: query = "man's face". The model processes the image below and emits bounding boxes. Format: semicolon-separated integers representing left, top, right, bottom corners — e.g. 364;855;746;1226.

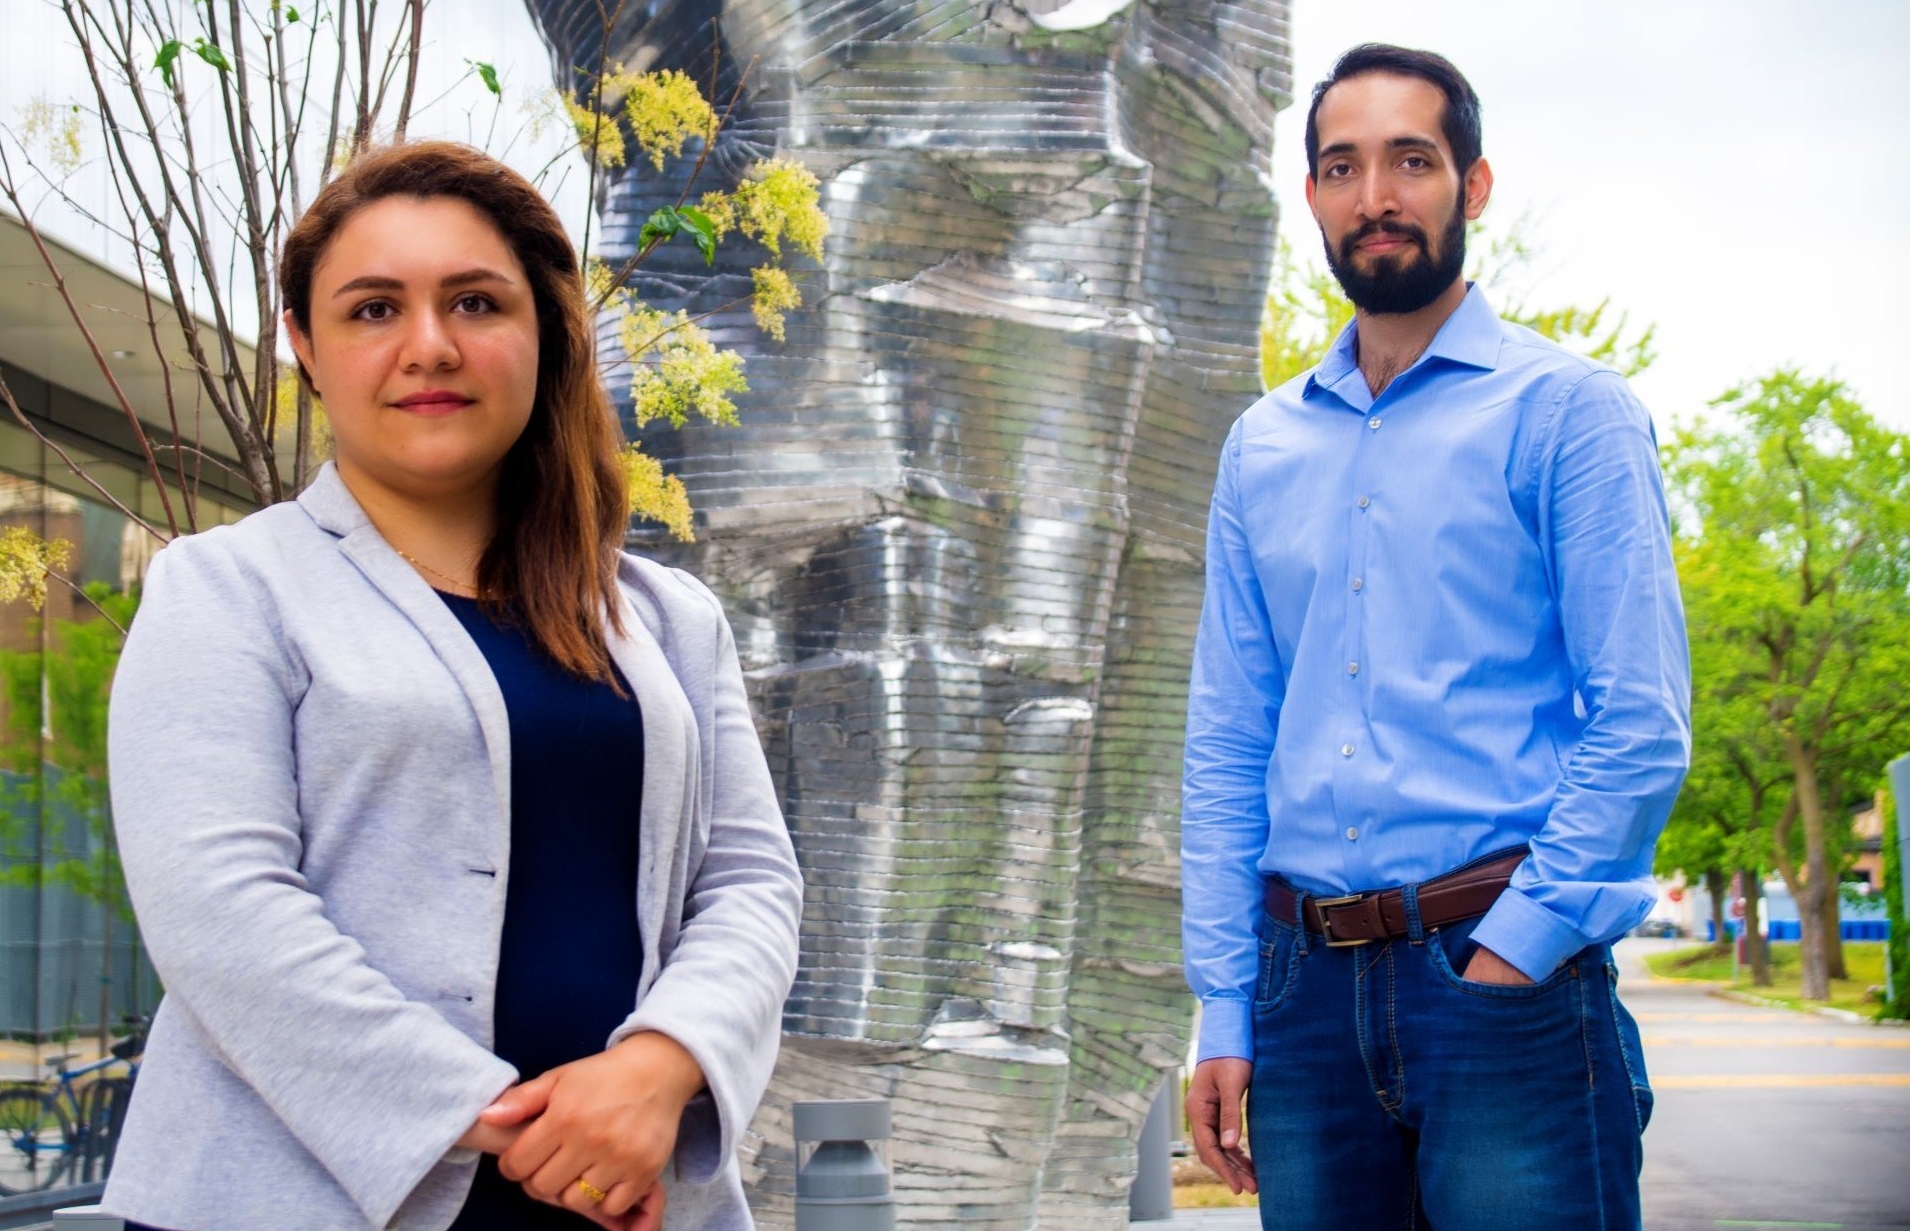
1305;72;1491;315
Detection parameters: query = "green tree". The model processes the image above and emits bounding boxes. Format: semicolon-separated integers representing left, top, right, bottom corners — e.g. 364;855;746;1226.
1665;373;1910;1001
0;586;141;1047
1882;774;1908;1020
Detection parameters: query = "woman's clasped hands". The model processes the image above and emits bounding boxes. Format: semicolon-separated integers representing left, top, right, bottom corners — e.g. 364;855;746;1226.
458;1031;706;1230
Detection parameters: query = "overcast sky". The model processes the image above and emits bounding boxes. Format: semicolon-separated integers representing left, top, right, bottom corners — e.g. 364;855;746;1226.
1271;0;1909;432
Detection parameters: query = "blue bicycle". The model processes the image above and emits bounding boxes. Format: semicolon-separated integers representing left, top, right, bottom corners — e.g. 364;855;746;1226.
0;1017;146;1195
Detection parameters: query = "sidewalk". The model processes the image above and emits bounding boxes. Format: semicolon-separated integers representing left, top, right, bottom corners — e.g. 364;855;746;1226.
0;1039;109;1084
1168;1210;1258;1228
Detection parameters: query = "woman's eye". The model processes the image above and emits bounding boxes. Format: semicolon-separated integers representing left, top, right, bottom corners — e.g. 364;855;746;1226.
453;293;494;314
353;301;395;322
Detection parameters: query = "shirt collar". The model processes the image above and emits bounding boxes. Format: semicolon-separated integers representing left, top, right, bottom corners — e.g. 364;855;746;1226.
1304;283;1504;406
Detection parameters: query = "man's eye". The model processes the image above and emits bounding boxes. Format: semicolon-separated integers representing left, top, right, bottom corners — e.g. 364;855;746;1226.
1324;163;1352;178
1401;156;1430;170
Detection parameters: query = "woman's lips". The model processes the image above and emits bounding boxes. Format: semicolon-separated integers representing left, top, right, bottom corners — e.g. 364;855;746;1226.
392;392;474;415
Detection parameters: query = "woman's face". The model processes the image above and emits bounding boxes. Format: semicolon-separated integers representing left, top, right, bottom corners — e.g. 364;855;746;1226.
286;194;540;505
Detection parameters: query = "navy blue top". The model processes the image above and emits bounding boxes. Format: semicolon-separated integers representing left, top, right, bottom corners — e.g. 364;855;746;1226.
441;592;645;1230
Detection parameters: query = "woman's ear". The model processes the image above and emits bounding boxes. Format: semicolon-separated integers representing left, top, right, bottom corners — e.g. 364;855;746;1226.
283;308;320;397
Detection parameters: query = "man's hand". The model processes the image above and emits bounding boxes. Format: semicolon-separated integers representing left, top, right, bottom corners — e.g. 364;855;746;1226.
1185;1057;1257;1195
481;1032;704;1225
1461;944;1536;986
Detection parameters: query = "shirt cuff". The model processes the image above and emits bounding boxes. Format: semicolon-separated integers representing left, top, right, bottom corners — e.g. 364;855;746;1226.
1469;886;1589;983
1195;996;1254;1065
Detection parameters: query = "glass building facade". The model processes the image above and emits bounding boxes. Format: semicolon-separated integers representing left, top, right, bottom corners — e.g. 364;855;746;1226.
0;217;251;1051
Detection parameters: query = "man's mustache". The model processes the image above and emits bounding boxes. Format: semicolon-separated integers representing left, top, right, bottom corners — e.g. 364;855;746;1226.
1339;220;1428;259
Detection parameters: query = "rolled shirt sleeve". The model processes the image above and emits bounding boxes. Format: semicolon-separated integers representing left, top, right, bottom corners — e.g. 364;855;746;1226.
1469;371;1691;980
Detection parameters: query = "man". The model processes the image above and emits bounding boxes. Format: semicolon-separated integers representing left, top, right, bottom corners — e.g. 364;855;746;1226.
1180;44;1689;1229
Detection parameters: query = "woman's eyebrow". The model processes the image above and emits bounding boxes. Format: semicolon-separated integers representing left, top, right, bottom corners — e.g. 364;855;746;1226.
331;267;514;297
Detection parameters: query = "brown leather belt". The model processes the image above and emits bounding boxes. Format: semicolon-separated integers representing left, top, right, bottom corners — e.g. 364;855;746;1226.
1264;850;1527;947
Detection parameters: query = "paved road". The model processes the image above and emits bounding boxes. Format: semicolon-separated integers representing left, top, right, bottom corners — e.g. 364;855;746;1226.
1623;937;1910;1231
1174;940;1910;1229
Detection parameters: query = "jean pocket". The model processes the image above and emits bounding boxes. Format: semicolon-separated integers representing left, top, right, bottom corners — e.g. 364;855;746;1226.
1253;920;1301;1012
1426;927;1579;1000
1606;960;1654;1133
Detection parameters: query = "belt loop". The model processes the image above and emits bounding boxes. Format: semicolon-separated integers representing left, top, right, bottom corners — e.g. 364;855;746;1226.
1292;888;1311;956
1402;880;1425;944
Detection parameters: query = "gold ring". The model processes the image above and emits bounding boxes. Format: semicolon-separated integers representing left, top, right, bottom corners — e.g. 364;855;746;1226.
576;1177;608;1204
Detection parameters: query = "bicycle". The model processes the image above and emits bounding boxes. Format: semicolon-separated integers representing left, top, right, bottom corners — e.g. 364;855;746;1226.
0;1016;147;1195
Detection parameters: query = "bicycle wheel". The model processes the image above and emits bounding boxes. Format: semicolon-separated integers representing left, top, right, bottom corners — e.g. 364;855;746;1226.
0;1083;74;1195
78;1075;132;1183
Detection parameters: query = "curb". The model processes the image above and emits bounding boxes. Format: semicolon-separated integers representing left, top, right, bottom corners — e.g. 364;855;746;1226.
1708;987;1910;1027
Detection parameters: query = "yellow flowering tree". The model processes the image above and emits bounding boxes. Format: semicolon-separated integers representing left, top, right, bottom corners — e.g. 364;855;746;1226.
551;63;829;540
0;0;829;615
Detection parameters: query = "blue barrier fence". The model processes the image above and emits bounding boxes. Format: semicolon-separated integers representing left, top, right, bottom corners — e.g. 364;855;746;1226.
1704;919;1892;943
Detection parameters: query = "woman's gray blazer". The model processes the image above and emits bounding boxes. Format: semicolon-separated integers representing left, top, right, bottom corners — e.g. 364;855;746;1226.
101;464;802;1231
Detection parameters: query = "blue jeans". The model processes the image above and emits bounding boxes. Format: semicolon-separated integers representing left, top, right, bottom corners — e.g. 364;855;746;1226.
1246;893;1652;1230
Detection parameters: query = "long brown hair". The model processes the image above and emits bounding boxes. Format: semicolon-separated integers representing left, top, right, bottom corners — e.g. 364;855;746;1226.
280;141;629;684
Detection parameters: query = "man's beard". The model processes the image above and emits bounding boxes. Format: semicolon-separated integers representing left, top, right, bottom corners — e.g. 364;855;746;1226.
1323;203;1466;315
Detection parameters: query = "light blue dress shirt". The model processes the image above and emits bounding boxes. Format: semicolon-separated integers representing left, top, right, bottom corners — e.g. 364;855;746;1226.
1182;286;1690;1064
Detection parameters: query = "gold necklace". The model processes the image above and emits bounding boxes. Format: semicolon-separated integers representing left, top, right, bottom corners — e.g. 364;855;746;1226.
393;547;478;595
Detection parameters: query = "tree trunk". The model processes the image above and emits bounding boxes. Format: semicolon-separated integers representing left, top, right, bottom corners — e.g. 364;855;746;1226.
1704;869;1729;950
1742;871;1772;986
1785;735;1833;1001
1820;879;1848;980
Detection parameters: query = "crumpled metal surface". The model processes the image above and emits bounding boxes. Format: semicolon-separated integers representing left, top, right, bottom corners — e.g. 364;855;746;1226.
525;3;1289;1225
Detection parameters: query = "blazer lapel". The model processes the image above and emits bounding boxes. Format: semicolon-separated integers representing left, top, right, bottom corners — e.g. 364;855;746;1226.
298;466;515;851
607;573;697;989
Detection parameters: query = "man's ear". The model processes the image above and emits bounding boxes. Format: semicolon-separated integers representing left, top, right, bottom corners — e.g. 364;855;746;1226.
1304;173;1320;222
1462;156;1494;221
283;308;319;397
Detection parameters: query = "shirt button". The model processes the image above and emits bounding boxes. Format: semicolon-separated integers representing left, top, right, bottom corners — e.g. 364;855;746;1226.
1368;416;1382;430
1351;577;1364;592
1357;495;1371;509
1340;742;1355;757
1345;827;1360;840
1347;662;1359;675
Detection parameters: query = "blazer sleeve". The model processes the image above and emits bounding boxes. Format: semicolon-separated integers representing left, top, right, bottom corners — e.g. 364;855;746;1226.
109;534;518;1228
609;574;802;1185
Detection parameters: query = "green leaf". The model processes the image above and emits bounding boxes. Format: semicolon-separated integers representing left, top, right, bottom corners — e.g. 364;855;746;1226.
676;206;717;265
287;5;300;21
154;39;183;90
637;207;683;253
192;38;232;73
466;59;500;97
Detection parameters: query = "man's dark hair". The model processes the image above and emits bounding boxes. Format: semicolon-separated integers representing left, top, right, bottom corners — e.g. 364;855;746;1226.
1304;44;1482;177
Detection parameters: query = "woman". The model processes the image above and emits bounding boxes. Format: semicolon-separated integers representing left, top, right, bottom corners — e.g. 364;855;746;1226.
102;141;802;1231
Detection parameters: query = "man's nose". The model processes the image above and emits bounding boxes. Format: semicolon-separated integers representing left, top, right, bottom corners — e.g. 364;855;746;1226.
1356;170;1399;220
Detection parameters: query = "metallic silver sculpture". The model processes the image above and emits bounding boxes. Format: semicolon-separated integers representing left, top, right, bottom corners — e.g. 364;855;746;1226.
526;3;1290;1224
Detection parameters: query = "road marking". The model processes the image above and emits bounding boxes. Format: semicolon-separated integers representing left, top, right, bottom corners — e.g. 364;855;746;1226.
1642;1035;1910;1048
1655;1074;1910;1089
